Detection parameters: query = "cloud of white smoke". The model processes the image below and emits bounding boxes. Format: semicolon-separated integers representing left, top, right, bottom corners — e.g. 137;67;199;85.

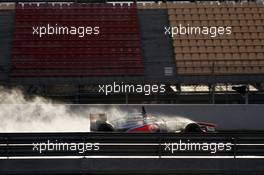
158;115;194;132
0;86;194;133
0;87;130;132
0;87;89;132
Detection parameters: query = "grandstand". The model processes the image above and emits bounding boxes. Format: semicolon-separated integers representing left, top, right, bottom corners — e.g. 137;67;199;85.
12;3;144;77
0;1;264;103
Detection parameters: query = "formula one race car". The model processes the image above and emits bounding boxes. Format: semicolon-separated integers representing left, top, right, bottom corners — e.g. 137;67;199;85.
90;107;216;133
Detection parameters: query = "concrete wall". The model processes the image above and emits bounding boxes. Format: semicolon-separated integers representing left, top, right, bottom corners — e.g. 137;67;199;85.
138;10;176;83
0;11;13;82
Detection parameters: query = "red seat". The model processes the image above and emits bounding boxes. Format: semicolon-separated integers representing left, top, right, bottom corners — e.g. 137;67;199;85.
12;3;144;77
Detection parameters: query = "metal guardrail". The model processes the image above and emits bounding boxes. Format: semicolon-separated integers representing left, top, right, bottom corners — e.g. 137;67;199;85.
0;132;264;158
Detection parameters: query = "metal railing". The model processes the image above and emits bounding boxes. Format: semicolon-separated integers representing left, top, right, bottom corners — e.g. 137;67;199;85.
0;131;264;158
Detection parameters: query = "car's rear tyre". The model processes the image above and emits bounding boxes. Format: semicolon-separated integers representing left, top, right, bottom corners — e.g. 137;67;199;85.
97;122;114;132
184;123;203;133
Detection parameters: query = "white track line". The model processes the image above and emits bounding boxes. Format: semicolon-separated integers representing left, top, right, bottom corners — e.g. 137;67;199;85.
1;156;264;159
1;143;264;146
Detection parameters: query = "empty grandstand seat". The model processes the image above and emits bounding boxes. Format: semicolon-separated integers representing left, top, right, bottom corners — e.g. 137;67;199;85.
167;2;264;75
0;3;15;10
11;3;144;77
